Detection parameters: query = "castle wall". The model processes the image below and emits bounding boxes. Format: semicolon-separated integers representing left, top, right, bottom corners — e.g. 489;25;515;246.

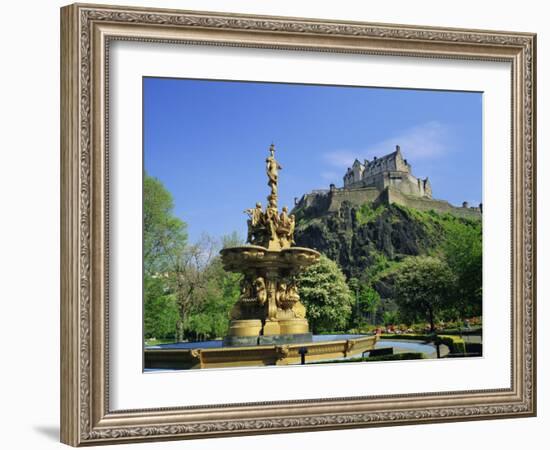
352;164;363;183
386;172;423;197
395;155;409;172
424;182;433;198
298;190;331;212
295;185;481;220
382;186;481;219
362;156;396;178
327;187;381;212
349;171;429;198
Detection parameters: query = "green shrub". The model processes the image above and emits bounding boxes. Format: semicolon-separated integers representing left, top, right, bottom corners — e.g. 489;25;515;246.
347;325;378;334
436;335;466;354
439;327;482;336
356;204;385;225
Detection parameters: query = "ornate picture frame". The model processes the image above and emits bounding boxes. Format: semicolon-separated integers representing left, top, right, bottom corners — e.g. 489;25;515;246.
60;3;536;446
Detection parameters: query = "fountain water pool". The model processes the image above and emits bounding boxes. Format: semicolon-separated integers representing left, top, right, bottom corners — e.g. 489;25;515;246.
374;339;439;358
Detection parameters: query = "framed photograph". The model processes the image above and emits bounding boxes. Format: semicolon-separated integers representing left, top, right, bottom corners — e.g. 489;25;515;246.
60;3;536;446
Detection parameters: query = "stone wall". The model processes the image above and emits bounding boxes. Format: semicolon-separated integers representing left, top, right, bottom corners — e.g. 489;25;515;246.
345;170;431;199
327;187;381;212
294;185;481;220
381;186;481;219
295;190;332;217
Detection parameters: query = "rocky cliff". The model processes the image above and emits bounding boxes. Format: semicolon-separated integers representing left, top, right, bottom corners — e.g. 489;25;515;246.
293;200;480;280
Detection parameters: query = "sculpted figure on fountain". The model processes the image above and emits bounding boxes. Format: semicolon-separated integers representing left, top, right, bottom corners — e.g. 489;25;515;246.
244;144;297;250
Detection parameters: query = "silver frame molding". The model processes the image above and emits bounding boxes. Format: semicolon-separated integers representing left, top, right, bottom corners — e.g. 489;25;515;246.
60;3;536;446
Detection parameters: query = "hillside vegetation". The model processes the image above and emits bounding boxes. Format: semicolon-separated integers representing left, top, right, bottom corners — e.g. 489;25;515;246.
294;201;482;329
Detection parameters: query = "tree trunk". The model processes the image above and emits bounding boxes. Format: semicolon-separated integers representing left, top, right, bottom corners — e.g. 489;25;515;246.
428;307;441;358
176;318;185;342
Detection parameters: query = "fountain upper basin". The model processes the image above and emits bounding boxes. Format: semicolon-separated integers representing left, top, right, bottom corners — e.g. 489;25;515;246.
220;245;321;273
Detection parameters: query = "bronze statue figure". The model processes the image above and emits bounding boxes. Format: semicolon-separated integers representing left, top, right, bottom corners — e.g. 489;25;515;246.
265;198;280;246
244;202;264;244
266;143;282;199
277;206;295;248
254;276;267;305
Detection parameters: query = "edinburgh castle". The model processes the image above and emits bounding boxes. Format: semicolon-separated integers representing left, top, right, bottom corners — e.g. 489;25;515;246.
293;146;481;220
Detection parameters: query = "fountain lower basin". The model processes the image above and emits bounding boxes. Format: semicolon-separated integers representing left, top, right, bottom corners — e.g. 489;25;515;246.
144;333;379;370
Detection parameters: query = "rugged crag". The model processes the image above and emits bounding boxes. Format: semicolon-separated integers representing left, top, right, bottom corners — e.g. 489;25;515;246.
293;200;476;280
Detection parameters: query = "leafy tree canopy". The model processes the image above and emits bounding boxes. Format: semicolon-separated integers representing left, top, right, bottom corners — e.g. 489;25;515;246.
391;256;457;332
143;174;188;275
144;275;179;340
183;256;242;341
348;277;381;326
297;255;354;333
441;219;482;318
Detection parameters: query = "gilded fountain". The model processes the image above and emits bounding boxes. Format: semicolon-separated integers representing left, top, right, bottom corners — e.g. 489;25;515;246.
145;144;378;369
220;144;321;346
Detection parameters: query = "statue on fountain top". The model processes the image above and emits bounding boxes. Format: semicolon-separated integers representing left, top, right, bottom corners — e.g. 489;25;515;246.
266;143;282;197
244;144;296;251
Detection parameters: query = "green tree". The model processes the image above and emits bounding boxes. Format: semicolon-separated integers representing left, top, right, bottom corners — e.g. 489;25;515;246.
382;310;399;327
297;255;354;333
143;174;188;341
358;285;381;324
143;275;178;340
392;256;457;332
221;231;244;249
170;235;217;341
348;277;381;326
183;256;242;340
143;173;246;342
143;175;188;275
442;220;482;318
172;232;244;341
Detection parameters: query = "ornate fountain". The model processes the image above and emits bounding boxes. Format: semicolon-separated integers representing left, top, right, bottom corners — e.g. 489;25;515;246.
145;144;378;369
220;144;321;346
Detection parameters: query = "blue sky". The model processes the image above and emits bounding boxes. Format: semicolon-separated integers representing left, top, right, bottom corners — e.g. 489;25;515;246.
143;78;482;243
